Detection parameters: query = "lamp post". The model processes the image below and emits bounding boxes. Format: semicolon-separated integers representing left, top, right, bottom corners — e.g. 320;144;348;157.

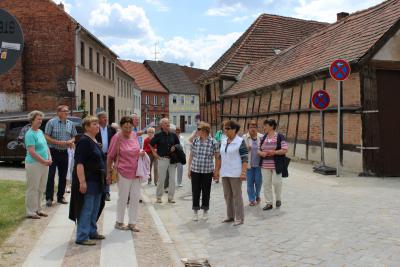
67;77;76;116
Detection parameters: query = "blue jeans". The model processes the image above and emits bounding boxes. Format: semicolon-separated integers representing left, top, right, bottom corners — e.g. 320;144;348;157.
246;167;262;202
76;193;102;242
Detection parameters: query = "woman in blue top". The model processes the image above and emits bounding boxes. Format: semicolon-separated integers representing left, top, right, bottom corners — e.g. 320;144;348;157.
24;111;52;219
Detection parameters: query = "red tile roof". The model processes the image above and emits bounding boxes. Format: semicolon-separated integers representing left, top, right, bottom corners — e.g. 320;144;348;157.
225;0;400;96
119;60;168;93
197;13;328;83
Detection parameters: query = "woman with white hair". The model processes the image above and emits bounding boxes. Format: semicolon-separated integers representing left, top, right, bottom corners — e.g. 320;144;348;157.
24;110;52;219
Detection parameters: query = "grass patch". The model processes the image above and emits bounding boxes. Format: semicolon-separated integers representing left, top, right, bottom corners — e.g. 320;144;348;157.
0;180;26;246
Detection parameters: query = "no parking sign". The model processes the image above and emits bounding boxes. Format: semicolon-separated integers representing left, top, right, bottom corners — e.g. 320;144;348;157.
312;90;330;110
329;59;351;81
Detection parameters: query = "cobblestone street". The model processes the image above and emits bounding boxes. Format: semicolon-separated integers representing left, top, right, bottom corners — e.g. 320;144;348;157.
144;161;400;267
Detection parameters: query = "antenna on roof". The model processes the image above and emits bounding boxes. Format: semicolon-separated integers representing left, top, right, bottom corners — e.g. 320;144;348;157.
154;41;160;61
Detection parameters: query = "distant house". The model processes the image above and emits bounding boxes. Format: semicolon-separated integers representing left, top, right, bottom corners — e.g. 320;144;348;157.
144;60;205;132
222;0;400;176
196;13;328;133
120;60;169;129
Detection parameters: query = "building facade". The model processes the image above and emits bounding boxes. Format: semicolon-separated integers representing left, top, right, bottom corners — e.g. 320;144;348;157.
196;14;328;134
144;61;204;132
120;60;169;129
115;61;138;124
220;1;400;176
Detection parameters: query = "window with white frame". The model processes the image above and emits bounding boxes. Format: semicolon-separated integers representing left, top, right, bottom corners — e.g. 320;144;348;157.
180;95;184;105
146;114;150;126
161;96;165;106
154;95;158;105
173;95;177;104
153;114;157;125
145;95;150;105
173;116;177;125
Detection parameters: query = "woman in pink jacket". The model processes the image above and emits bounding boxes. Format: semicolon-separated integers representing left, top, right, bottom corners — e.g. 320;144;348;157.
107;116;144;232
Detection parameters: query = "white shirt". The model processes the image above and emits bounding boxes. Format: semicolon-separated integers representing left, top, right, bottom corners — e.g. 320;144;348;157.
100;126;108;154
220;135;244;178
178;135;186;154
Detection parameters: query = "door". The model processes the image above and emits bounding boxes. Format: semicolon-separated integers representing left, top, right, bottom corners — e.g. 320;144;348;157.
376;70;400;176
108;96;115;124
180;116;185;133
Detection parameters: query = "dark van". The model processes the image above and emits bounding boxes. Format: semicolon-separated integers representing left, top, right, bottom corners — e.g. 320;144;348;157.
0;113;83;164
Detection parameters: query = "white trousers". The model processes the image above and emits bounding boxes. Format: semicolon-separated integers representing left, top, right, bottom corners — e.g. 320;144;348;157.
25;162;49;216
261;169;282;205
117;175;141;225
156;158;177;200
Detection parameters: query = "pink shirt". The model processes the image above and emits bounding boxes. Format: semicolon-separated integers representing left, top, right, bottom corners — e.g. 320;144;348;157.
108;132;140;179
261;132;288;170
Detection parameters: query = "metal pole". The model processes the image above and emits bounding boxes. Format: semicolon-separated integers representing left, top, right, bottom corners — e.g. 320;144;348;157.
320;110;325;166
336;81;341;177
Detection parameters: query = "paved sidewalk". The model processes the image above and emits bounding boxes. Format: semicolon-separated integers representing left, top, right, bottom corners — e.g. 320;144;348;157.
144;161;400;267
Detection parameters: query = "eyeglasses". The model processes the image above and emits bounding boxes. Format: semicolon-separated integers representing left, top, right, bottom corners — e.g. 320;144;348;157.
197;128;202;131
224;127;232;130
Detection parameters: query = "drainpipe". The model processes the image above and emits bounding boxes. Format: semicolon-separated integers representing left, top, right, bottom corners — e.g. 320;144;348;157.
75;24;82;112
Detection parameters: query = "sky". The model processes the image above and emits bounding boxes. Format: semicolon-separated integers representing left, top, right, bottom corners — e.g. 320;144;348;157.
53;0;384;69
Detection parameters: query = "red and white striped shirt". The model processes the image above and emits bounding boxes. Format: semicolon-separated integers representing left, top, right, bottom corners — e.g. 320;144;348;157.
260;132;288;169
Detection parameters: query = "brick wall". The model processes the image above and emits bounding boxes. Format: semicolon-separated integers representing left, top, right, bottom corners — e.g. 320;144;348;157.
0;0;76;112
141;91;169;127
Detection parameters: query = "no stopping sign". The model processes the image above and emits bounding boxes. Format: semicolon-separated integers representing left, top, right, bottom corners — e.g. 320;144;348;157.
0;9;24;75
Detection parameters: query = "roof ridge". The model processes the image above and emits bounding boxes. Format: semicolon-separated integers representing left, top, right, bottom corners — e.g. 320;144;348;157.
258;13;329;25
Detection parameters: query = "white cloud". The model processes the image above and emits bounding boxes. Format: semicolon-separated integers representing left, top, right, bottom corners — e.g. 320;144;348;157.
89;1;156;40
205;3;243;16
232;15;249;22
294;0;383;22
145;0;169;12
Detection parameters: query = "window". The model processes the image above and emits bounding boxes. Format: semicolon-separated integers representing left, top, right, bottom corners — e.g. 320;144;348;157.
173;116;177;125
205;84;211;102
96;94;100;108
89;92;93;115
80;89;86;107
117;79;120;96
145;95;150;105
112;63;115;81
96;52;100;74
153;95;158;106
103;56;106;77
153;114;157;125
103;95;106;110
172;95;177;104
145;114;150;126
188;116;192;125
108;61;112;80
180;95;184;105
89;47;93;70
80;41;85;67
161;96;165;106
191;95;195;104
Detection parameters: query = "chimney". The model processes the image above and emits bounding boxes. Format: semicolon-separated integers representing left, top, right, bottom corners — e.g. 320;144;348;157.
58;3;64;10
337;12;349;21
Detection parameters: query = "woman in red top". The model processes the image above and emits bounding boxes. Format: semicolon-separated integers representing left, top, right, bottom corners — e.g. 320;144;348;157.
143;127;158;185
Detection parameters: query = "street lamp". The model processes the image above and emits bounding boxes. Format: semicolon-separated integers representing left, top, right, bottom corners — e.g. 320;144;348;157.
67;77;76;116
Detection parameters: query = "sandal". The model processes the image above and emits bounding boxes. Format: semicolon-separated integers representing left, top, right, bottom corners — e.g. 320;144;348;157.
249;201;256;206
222;218;234;223
27;214;41;219
233;220;244;226
128;224;140;232
115;222;129;230
36;212;48;217
263;204;273;211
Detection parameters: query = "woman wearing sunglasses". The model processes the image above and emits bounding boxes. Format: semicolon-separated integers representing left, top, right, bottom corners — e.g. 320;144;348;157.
215;120;248;226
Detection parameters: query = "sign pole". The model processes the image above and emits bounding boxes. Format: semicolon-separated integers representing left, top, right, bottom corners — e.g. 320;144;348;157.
336;81;341;177
320;110;325;166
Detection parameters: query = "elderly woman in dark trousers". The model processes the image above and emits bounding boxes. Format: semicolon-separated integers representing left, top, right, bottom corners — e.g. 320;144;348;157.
24;110;52;219
71;116;106;246
188;122;220;221
215;120;248;226
258;119;288;210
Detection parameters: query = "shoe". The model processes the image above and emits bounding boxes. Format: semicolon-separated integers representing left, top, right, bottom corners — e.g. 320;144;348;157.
164;190;168;193
90;233;106;240
178;184;183;187
57;198;68;204
256;197;261;204
192;213;199;221
233;220;244;226
46;200;52;207
202;211;208;221
105;193;111;201
156;198;162;203
249;201;256;206
128;224;140;232
222;218;234;223
114;222;129;230
27;214;41;219
168;199;176;204
76;240;96;246
263;204;273;211
276;200;282;208
36;212;48;217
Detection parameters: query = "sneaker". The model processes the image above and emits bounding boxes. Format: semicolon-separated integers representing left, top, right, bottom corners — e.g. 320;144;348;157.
90;233;106;240
168;199;176;204
276;200;282;208
192;213;199;221
76;240;96;246
156;198;162;203
46;200;52;207
202;211;208;220
115;222;129;230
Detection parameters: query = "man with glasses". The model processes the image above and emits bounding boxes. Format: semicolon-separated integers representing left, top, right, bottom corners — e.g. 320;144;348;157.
44;105;77;206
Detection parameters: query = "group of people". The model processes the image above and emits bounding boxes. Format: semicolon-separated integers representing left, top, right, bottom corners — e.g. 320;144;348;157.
23;105;288;246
